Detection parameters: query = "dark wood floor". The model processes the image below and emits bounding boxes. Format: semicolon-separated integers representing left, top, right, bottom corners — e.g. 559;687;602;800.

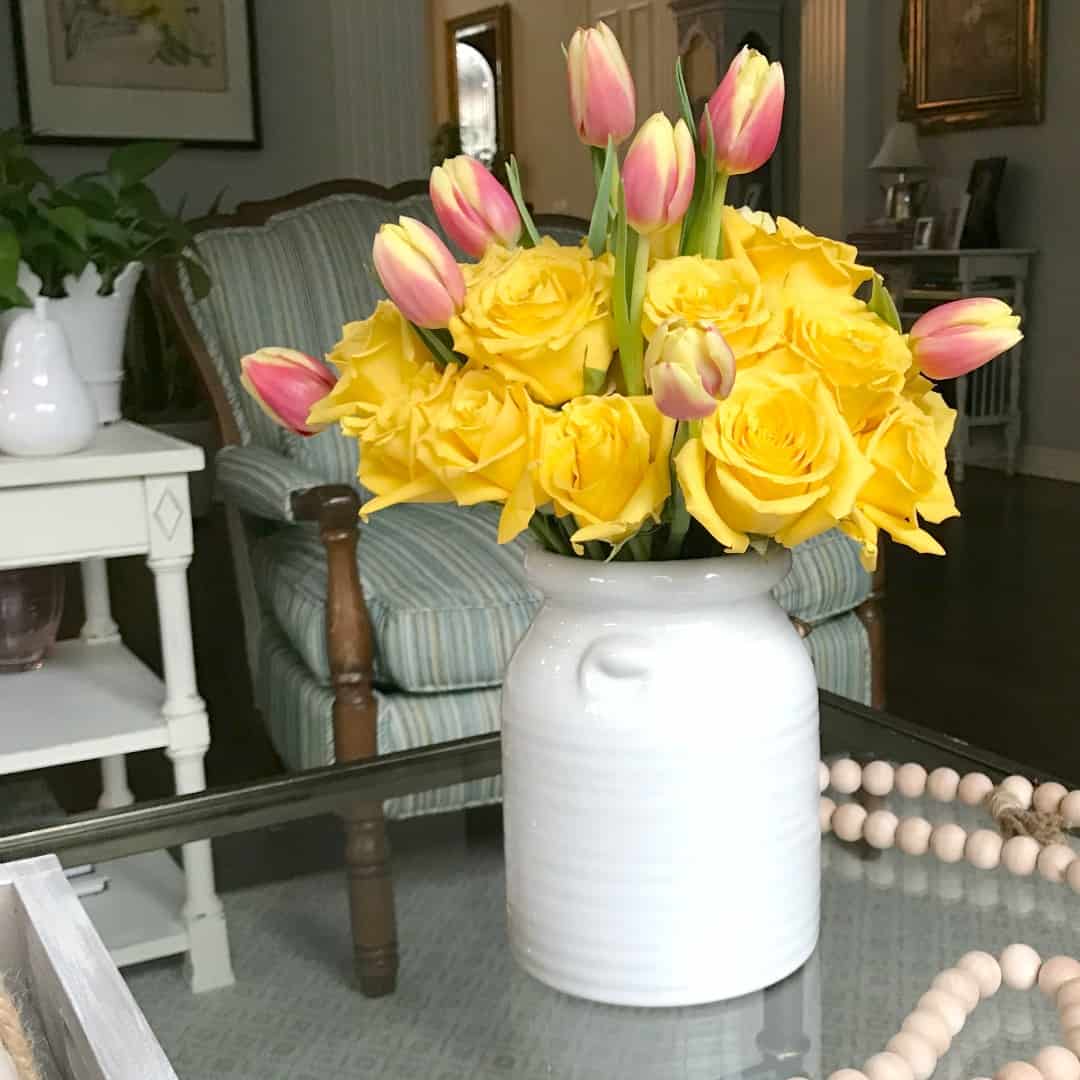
46;464;1080;817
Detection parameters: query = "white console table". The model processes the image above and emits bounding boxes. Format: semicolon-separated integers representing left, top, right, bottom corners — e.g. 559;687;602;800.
860;248;1034;481
0;422;233;993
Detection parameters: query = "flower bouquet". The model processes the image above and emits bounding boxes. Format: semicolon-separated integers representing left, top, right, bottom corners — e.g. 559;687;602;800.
241;26;1022;1007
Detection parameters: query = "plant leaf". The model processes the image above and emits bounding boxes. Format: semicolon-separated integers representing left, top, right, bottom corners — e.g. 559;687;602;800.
181;255;212;300
869;272;902;333
583;364;607;395
107;141;179;189
675;57;695;138
86;218;131;246
44;205;90;250
504;156;539;248
0;227;21;291
587;137;617;258
414;323;459;368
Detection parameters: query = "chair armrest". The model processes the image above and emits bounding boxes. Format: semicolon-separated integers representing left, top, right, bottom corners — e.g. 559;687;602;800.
215;444;326;523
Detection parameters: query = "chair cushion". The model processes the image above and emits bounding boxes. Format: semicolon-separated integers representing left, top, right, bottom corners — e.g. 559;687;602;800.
253;502;539;693
777;529;871;625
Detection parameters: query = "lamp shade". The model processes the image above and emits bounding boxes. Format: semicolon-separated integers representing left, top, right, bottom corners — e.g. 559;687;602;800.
869;121;927;172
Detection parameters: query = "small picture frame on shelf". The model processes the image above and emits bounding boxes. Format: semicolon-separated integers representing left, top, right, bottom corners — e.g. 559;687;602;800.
912;217;935;250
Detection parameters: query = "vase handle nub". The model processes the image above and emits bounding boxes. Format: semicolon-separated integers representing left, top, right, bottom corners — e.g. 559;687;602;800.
576;634;655;699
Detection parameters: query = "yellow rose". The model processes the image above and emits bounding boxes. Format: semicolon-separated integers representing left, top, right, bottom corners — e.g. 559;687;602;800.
723;206;873;299
450;238;615;406
506;395;675;552
641;254;776;358
675;361;873;551
842;389;958;567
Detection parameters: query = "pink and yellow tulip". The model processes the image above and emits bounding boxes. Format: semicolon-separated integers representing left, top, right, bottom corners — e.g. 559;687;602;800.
910;297;1023;380
700;46;785;176
622;113;696;236
240;347;335;437
644;318;736;421
430;155;522;258
372;216;466;329
566;21;636;148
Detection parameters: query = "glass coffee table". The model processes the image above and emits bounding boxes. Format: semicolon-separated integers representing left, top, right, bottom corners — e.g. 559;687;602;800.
2;692;1074;1079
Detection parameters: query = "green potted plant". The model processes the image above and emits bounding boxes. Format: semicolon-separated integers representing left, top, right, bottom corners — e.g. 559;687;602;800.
0;130;209;423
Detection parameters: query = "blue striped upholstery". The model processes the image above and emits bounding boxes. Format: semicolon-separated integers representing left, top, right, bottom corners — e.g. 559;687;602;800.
777;530;871;624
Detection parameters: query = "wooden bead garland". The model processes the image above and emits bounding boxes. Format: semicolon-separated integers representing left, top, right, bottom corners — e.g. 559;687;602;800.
803;761;1080;1080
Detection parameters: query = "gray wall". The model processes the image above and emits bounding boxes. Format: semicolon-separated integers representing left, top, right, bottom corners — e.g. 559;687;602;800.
0;0;431;215
875;0;1080;467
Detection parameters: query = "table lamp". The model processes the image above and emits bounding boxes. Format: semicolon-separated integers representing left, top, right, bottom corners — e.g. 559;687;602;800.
869;121;928;221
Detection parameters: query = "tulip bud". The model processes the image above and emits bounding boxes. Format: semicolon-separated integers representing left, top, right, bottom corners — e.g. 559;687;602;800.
430;155;522;258
372;216;466;329
909;297;1023;380
566;21;636;148
700;46;785;176
645;317;736;421
240;347;336;437
622;113;696;236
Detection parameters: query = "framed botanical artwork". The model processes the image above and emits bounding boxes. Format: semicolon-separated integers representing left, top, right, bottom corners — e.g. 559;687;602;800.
899;0;1044;132
10;0;261;147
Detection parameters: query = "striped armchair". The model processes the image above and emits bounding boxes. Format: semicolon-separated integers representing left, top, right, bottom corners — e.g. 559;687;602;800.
160;179;882;996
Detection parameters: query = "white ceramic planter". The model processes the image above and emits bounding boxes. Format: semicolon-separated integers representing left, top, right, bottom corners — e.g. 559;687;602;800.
501;545;820;1007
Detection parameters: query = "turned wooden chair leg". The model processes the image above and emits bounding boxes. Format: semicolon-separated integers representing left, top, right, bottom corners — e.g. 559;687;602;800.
293;486;398;996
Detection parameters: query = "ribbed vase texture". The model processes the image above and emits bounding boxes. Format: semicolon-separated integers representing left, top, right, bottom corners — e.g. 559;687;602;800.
501;545;820;1006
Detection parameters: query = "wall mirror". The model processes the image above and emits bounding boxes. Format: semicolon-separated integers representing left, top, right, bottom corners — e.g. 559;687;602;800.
445;5;513;168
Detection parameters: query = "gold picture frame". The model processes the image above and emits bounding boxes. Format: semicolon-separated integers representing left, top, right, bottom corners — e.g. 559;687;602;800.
899;0;1044;133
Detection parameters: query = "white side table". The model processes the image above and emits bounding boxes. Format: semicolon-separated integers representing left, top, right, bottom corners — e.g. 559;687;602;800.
0;422;233;993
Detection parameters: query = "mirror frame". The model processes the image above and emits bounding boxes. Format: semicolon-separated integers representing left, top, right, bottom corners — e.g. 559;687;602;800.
445;4;514;164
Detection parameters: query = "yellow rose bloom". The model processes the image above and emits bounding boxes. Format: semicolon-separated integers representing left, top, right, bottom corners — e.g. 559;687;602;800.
675;361;873;551
450;238;615;406
506;395;675;552
842;389;958;567
641;255;775;358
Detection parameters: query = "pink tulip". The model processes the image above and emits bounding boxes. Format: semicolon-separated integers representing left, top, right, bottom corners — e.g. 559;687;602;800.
430;155;522;257
566;21;636;148
240;347;336;437
372;216;466;328
622;113;696;236
910;297;1023;380
645;318;736;421
700;46;785;176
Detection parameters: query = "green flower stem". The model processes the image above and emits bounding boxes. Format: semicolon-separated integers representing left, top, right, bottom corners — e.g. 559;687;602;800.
620;233;651;396
626;534;652;562
414;324;459;368
688;419;703;439
700;170;730;260
663;422;692;559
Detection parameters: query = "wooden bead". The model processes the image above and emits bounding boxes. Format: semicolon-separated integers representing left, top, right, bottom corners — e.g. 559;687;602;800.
895;763;928;799
831;759;863;795
959;951;1003;998
820;796;837;833
1000;943;1042;990
1032;1046;1080;1080
1002;835;1041;876
1038;957;1080;998
1002;775;1035;809
958;771;994;807
863;761;895;797
1058;979;1080;1009
864;1052;914;1080
927;767;960;802
902;1011;951;1055
820;761;831;793
1038;844;1076;884
1066;1034;1080;1063
1062;1006;1080;1032
995;1063;1042;1080
1066;859;1080;895
916;989;965;1036
828;1072;869;1080
965;829;1004;870
833;803;868;842
896;817;933;857
865;810;899;850
932;967;981;1012
1061;791;1080;828
929;823;967;863
885;1033;937;1080
1034;782;1069;815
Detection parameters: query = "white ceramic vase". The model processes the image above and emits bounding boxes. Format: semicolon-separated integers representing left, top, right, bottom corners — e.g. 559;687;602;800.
501;544;820;1007
0;261;143;424
0;299;97;456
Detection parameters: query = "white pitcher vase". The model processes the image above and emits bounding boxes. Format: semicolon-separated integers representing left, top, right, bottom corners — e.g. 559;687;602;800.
501;544;820;1007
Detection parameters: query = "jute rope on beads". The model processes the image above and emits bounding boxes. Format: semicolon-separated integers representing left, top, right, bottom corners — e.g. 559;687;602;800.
986;785;1070;846
0;979;41;1080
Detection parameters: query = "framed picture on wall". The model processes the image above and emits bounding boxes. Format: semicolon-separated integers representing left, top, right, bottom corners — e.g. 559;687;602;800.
10;0;260;147
899;0;1044;133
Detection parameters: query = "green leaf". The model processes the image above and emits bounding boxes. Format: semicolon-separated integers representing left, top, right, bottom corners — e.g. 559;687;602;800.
107;141;179;189
583;364;607;395
44;205;90;250
0;228;21;291
86;218;131;246
504;156;539;248
182;256;212;300
205;186;228;217
664;421;692;558
675;57;695;139
6;155;50;189
119;182;165;222
56;178;115;215
414;323;459;368
869;272;903;333
0;283;31;310
587;137;617;258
